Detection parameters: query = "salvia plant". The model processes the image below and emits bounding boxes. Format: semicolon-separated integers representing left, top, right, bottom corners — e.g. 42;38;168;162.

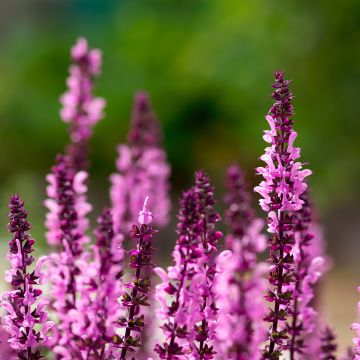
0;38;358;360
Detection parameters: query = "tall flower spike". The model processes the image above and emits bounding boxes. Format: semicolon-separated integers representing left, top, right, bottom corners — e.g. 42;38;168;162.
254;71;311;359
1;195;53;359
44;154;92;358
60;37;105;171
288;191;326;359
319;327;337;360
116;197;158;359
110;91;171;233
70;208;125;359
154;171;222;360
214;165;267;360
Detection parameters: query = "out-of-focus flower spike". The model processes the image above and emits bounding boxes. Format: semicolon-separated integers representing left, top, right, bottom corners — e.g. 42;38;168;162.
60;37;105;171
68;207;125;358
214;164;267;360
44;154;92;357
288;191;327;359
110;91;171;233
154;171;222;360
319;327;337;360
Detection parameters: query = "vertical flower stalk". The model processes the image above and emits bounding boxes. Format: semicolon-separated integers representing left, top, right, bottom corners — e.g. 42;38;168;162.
72;208;125;359
254;71;311;359
1;195;53;359
110;91;171;233
288;191;326;359
214;165;267;360
154;171;222;360
189;171;222;359
116;197;158;359
60;37;105;171
154;188;199;359
319;327;337;360
44;154;92;358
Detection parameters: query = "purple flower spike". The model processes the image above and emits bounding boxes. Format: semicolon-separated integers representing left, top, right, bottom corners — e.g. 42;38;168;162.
214;165;267;360
154;171;222;360
1;195;53;359
288;192;327;359
128;91;163;148
71;208;125;359
44;154;92;357
116;197;158;359
60;37;105;171
254;71;311;359
110;91;171;233
319;327;337;360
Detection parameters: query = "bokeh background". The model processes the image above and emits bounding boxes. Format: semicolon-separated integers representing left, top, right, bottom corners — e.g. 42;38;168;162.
0;0;359;354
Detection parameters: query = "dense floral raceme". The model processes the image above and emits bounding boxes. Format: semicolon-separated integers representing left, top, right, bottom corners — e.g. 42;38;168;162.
319;327;337;360
70;207;125;359
214;164;267;360
115;197;158;359
110;91;171;233
154;171;222;360
1;195;53;359
44;154;92;358
288;191;327;359
254;71;312;359
60;37;105;171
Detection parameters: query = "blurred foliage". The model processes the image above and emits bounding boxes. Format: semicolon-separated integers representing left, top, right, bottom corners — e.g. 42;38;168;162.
0;0;359;263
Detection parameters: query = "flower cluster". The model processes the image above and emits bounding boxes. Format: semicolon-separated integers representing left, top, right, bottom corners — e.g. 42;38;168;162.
110;91;171;233
214;165;267;360
154;171;222;360
115;197;158;359
44;154;92;358
1;195;53;359
67;207;125;359
319;327;337;360
288;191;327;359
60;37;105;171
1;38;358;360
254;71;311;359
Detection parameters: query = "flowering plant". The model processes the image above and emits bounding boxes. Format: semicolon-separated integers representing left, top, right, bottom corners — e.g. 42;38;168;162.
0;38;358;360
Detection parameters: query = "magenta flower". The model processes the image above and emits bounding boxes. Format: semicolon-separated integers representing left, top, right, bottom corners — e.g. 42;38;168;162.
44;155;92;357
214;165;267;360
60;37;105;171
254;71;311;359
110;91;171;233
1;195;53;359
116;197;158;359
154;171;222;360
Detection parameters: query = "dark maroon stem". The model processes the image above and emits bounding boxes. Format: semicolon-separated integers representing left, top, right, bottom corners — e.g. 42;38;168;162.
120;235;145;360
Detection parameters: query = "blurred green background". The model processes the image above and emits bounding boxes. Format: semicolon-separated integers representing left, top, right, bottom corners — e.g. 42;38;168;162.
0;0;359;353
